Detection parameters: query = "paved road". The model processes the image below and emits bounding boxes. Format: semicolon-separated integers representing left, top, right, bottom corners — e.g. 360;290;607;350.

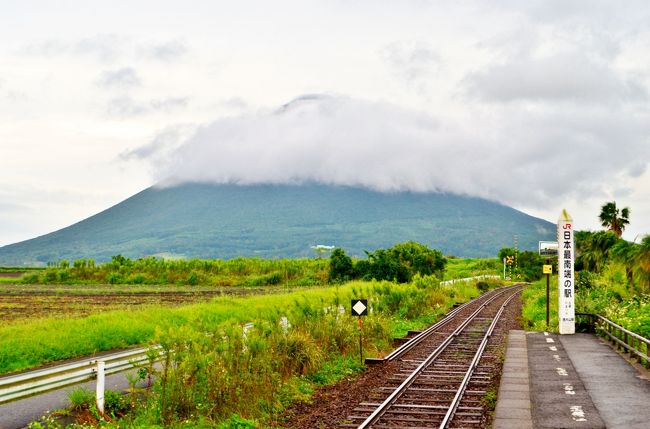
0;369;143;429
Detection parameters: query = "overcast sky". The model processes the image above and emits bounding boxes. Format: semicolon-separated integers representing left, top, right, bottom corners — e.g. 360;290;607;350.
2;1;650;248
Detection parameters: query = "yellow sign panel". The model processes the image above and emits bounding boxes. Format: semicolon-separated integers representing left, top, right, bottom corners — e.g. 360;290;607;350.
506;256;514;265
543;265;552;274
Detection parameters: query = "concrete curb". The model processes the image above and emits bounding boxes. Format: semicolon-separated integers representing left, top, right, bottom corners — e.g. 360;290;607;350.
493;330;533;429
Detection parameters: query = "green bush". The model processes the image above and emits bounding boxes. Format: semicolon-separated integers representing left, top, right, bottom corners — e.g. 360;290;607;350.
104;389;129;416
67;387;94;411
187;271;199;286
107;272;123;284
335;241;447;283
44;271;57;282
329;248;354;283
498;248;543;281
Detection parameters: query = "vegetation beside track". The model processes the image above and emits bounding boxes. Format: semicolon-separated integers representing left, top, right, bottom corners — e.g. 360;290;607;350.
443;257;501;280
7;242;502;288
10;278;506;428
0;278;489;375
522;269;650;340
522;201;650;338
15;257;330;288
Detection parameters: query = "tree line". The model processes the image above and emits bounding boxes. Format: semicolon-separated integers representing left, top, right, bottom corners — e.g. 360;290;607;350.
497;200;649;291
328;241;447;283
576;201;649;293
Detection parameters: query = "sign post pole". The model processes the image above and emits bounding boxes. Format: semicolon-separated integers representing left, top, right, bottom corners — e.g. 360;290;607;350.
351;299;368;365
557;210;575;334
358;316;363;365
544;260;551;328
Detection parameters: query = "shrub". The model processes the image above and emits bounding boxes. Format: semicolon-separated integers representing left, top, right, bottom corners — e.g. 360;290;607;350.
104;389;130;416
476;281;489;292
107;272;123;284
329;248;354;283
187;271;199;286
358;242;447;283
67;387;93;411
412;274;440;290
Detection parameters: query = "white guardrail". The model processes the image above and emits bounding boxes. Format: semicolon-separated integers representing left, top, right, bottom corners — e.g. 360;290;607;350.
0;346;158;404
439;274;501;286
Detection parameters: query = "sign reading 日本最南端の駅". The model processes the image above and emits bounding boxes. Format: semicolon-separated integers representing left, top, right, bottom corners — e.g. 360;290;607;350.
558;210;575;334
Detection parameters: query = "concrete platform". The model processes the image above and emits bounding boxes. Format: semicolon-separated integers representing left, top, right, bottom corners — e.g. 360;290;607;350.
494;330;650;429
493;330;533;429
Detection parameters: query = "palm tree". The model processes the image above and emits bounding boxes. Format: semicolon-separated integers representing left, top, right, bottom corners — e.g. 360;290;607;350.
579;231;618;272
634;235;650;292
610;238;639;292
599;201;630;237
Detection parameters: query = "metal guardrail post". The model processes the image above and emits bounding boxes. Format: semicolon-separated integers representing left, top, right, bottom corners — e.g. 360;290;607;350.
96;361;105;416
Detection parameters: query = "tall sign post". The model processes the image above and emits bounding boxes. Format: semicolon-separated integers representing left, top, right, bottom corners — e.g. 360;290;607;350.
539;241;558;329
558;210;575;334
351;299;368;365
543;263;552;327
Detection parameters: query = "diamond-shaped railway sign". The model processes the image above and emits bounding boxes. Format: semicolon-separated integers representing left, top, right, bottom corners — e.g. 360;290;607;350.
351;299;368;316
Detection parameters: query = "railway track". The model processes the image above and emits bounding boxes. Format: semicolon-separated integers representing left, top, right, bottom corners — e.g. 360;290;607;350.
342;285;522;429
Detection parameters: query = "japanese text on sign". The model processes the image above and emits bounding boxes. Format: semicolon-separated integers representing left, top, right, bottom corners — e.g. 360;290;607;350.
558;210;575;334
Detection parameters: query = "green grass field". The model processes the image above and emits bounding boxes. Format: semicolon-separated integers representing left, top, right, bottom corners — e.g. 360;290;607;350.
444;257;501;280
0;257;503;427
0;278;485;375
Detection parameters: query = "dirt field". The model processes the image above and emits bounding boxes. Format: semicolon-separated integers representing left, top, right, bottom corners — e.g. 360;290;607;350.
0;284;272;323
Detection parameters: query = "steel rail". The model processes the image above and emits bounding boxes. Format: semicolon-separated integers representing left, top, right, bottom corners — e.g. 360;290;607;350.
0;346;160;404
356;286;518;429
382;284;521;362
439;289;521;428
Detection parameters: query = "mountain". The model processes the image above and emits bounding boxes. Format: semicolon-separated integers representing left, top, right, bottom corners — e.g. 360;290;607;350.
0;183;555;265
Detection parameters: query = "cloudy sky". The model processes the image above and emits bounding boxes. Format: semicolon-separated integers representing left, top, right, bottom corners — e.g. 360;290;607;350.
2;1;650;247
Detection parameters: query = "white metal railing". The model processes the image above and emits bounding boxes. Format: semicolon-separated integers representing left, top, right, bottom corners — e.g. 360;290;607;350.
0;346;158;404
577;313;650;366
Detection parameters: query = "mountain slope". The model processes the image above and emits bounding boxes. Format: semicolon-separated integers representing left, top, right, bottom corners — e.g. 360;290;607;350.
0;183;555;265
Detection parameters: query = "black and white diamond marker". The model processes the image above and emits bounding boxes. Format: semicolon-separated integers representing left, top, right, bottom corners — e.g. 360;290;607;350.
351;299;368;316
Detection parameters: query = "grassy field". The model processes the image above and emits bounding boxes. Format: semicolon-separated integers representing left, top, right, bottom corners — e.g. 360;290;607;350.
444;257;501;280
0;256;501;325
4;278;490;427
0;278;483;375
0;284;287;324
0;256;500;373
12;257;330;287
0;256;505;427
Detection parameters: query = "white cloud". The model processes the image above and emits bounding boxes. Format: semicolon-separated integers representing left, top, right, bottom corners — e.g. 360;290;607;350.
106;96;189;117
133;95;650;217
21;34;127;62
463;52;647;104
3;0;650;245
137;39;188;62
20;35;189;64
380;41;441;93
96;67;141;89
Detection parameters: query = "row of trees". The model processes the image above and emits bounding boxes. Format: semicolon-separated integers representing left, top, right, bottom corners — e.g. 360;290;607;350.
497;248;544;282
329;241;447;283
494;201;648;288
576;201;650;292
